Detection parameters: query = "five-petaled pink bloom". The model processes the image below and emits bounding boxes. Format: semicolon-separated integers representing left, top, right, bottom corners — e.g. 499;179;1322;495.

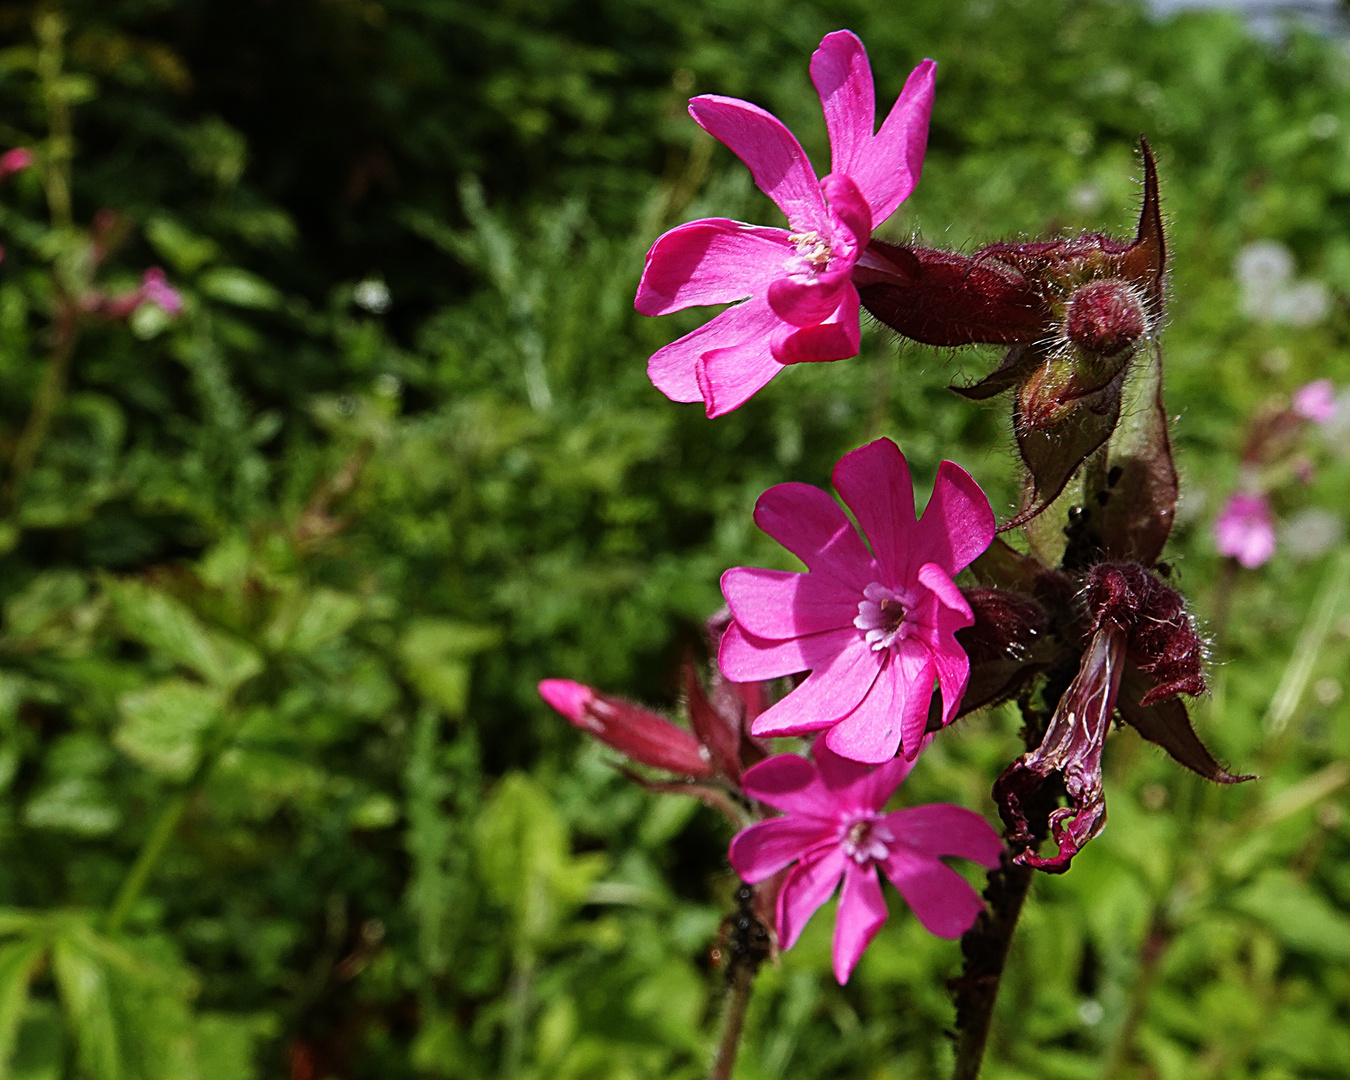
719;438;994;763
1293;378;1336;425
729;739;1002;984
1214;491;1276;569
635;31;935;417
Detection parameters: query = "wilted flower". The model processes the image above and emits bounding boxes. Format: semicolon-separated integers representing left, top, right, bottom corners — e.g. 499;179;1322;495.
1214;491;1276;569
636;30;934;416
729;739;1003;983
0;148;33;180
995;563;1246;871
1293;378;1336;425
719;437;994;762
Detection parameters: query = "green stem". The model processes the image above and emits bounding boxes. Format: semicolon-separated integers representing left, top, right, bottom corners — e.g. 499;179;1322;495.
105;707;246;933
34;2;73;229
1101;903;1171;1080
707;883;770;1080
6;305;78;511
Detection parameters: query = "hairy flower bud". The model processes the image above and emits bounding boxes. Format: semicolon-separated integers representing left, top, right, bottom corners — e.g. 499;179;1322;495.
1064;279;1148;357
539;679;713;778
1084;562;1206;704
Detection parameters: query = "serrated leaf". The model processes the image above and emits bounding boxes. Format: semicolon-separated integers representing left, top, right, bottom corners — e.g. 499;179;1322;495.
109;582;261;691
115;680;223;779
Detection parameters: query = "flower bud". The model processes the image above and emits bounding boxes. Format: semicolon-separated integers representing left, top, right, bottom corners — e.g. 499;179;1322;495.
1064;279;1148;357
538;679;713;778
0;148;33;180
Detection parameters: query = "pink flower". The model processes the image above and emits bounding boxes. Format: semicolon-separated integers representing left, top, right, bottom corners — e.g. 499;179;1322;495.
139;267;184;315
1214;491;1276;569
635;31;935;417
729;739;1002;983
1293;378;1336;425
719;438;995;762
0;148;33;180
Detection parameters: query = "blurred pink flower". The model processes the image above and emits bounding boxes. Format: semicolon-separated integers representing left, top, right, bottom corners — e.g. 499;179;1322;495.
635;30;934;416
719;438;994;762
139;267;184;315
1293;378;1336;425
1214;491;1276;568
729;739;1002;983
0;148;33;180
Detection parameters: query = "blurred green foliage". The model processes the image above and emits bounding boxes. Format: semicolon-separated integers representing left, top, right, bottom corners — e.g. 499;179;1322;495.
0;0;1347;1077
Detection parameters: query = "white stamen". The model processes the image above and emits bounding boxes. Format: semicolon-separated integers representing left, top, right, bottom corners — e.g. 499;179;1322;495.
840;816;893;865
854;581;912;652
789;230;832;272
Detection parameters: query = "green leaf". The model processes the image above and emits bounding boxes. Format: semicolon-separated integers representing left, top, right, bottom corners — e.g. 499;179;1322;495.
1230;870;1350;961
115;680;224;779
109;582;261;691
475;773;606;945
0;938;47;1072
24;778;120;837
399;619;500;717
197;269;281;311
145;217;219;274
262;588;362;654
52;936;121;1080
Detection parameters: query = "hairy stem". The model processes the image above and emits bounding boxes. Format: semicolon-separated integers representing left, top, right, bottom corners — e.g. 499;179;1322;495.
708;883;771;1080
949;856;1034;1079
708;960;756;1080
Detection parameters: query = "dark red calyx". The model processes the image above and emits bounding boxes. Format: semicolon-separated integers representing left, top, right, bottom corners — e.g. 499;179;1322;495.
1084;563;1206;704
1064;279;1148;357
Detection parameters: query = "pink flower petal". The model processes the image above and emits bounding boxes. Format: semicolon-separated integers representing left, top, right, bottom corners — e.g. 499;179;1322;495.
884;805;1004;869
647;296;779;405
752;482;877;592
688;95;827;231
857;60;935;223
1214;492;1276;569
771;284;862;365
777;844;847;950
831;438;917;587
915;562;974;728
748;639;882;737
767;268;852;326
1293;378;1336;425
880;847;985;939
833;859;888;984
911;460;996;577
718;621;860;683
810;31;876;188
817;737;916;813
824;641;933;763
740;752;836;817
729;816;836;882
696;332;787;417
820;172;872;247
720;566;859;640
636;218;794;316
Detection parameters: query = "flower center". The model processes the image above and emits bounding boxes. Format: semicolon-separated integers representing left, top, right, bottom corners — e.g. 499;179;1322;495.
854;581;912;652
789;230;833;273
839;814;893;865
